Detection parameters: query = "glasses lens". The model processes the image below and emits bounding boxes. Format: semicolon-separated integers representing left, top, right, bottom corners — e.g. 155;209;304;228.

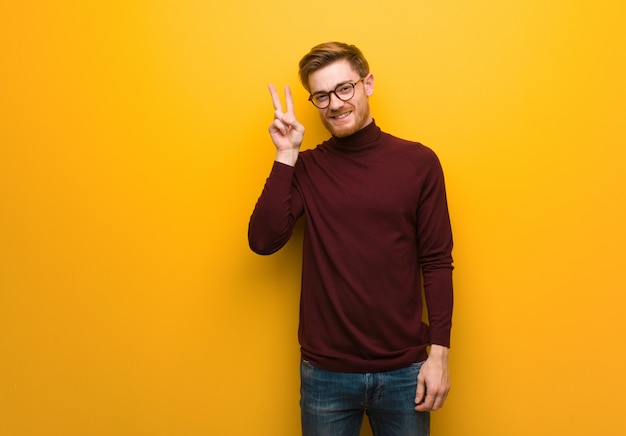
312;94;330;108
335;83;355;100
310;81;359;108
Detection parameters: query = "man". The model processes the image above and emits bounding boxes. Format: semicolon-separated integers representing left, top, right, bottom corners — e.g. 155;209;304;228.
248;42;454;436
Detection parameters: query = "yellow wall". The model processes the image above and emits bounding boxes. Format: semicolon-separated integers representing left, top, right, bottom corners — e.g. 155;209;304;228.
1;1;625;435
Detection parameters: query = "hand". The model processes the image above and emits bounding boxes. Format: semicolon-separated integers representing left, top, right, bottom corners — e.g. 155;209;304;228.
415;345;450;412
268;84;305;166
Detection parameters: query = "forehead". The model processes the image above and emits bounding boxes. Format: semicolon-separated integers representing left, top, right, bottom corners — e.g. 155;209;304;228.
308;59;359;93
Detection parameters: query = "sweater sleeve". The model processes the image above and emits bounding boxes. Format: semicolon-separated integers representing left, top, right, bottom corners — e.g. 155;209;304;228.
416;150;454;348
248;161;304;255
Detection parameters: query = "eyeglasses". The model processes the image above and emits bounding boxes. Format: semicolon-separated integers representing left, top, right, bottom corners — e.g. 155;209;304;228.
308;78;365;109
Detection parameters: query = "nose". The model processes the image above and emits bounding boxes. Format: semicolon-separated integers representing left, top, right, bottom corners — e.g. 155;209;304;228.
327;91;345;110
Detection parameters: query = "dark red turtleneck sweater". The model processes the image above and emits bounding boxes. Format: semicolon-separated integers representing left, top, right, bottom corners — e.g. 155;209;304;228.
249;121;453;373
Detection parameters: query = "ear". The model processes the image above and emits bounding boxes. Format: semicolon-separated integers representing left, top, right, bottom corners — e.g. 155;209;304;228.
364;73;374;96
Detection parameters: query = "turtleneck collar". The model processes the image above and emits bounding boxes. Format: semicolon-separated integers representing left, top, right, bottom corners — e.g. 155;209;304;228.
328;120;382;154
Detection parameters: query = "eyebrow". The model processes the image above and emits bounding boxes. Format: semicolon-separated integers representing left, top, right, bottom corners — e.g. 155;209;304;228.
311;80;355;96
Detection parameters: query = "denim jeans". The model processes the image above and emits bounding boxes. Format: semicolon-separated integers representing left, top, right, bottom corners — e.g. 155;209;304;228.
300;361;430;436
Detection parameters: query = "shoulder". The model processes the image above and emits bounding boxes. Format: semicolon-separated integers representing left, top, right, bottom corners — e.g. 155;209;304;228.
381;132;442;169
295;140;332;165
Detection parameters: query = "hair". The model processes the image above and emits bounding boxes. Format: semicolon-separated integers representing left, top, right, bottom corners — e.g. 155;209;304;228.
298;42;370;93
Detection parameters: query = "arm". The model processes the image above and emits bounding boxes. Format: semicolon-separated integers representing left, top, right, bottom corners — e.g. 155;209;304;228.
413;149;454;411
248;162;303;254
248;85;306;254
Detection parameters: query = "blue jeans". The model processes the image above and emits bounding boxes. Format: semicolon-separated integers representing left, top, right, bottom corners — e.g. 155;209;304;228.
300;361;430;436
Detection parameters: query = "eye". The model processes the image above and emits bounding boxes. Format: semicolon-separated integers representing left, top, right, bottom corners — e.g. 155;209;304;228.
336;84;353;95
314;94;329;103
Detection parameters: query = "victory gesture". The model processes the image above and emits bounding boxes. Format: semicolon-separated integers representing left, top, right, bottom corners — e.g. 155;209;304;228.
268;84;305;167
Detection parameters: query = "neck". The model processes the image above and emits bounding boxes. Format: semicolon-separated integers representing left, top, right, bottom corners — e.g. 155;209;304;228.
330;119;381;154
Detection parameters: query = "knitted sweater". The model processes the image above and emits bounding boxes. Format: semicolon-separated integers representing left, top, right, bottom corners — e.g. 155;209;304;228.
249;121;453;373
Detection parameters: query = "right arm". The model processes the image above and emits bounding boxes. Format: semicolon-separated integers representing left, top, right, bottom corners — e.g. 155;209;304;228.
248;85;305;254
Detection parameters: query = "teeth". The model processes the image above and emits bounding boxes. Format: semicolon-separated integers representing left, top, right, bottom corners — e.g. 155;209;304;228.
332;112;351;119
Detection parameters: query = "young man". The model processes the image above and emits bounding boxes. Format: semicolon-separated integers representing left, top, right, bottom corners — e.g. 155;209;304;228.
248;42;454;436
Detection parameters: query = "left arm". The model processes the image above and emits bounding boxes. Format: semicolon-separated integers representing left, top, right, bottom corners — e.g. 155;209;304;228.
414;148;454;412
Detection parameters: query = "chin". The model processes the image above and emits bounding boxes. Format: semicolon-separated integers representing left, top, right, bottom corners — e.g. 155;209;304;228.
329;126;356;138
321;105;372;138
322;118;358;138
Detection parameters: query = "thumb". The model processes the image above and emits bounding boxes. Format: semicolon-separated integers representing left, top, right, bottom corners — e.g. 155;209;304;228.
415;374;426;405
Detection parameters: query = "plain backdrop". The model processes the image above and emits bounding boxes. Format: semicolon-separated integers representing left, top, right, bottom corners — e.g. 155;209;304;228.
1;1;625;435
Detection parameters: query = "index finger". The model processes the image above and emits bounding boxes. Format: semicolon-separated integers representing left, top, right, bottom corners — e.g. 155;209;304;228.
268;84;284;113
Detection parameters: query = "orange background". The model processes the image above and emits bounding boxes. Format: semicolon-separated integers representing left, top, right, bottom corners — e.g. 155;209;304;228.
1;1;625;435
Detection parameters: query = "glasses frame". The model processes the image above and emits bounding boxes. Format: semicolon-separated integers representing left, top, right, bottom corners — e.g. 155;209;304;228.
308;78;365;109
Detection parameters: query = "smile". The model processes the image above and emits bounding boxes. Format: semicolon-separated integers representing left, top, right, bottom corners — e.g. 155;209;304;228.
330;111;352;120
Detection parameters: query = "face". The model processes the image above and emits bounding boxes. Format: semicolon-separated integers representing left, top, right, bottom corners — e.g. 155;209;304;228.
307;59;374;138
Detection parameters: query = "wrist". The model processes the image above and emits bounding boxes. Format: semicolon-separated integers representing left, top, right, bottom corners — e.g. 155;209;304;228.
275;149;299;167
428;344;450;360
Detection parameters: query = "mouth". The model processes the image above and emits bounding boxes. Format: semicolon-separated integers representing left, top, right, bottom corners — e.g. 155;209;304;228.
329;111;352;120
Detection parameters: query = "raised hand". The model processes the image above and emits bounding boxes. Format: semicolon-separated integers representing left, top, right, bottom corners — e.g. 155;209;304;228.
268;84;305;166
